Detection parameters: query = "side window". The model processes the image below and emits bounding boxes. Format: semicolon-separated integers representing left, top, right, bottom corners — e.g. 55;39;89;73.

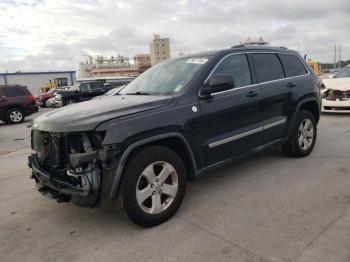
2;87;27;97
279;54;307;77
80;83;90;91
90;82;103;90
211;54;252;88
252;53;285;83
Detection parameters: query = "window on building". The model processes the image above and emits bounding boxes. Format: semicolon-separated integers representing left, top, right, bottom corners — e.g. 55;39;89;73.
279;54;307;77
211;54;252;88
252;53;285;83
2;87;27;97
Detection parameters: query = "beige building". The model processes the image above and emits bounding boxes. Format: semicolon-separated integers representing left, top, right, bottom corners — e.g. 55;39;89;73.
134;54;151;71
149;34;170;66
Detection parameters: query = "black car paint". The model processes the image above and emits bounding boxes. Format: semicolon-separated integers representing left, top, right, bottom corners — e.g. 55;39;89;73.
30;46;320;201
58;81;106;104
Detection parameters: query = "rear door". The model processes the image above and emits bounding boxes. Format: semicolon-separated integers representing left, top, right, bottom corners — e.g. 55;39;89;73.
198;53;264;166
90;82;106;97
250;53;300;144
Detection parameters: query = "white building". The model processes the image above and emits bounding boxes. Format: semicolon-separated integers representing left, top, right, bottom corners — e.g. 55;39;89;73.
0;71;76;95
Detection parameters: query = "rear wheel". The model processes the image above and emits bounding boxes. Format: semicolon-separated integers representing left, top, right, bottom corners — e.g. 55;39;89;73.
5;108;25;124
282;110;317;157
65;99;75;105
119;146;187;227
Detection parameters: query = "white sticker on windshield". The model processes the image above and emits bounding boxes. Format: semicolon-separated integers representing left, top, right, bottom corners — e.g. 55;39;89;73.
185;58;208;64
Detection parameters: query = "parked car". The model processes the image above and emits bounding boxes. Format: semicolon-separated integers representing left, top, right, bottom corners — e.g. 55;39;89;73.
0;85;38;124
54;81;107;107
321;65;350;113
29;46;320;227
35;87;69;107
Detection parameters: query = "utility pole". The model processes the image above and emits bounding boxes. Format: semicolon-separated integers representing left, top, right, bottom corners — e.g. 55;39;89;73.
338;44;342;70
334;44;337;71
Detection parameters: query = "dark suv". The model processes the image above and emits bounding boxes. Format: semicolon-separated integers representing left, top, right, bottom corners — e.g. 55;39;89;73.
0;85;38;124
28;46;320;227
54;81;107;106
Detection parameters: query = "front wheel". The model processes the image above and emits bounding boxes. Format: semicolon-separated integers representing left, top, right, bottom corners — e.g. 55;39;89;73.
282;110;317;157
65;99;75;106
119;146;187;227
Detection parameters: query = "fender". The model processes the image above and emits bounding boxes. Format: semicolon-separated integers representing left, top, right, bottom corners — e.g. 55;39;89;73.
109;132;197;198
285;97;320;139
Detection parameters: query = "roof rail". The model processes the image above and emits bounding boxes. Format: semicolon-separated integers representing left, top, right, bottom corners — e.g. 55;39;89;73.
231;41;270;48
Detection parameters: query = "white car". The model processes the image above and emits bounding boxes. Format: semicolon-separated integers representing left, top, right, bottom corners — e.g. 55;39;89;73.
321;66;350;113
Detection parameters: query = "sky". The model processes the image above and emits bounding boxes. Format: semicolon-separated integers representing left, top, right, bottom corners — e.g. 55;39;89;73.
0;0;349;72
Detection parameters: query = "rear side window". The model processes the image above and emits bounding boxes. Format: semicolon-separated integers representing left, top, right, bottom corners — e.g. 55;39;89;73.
90;82;103;90
2;87;27;97
212;54;252;88
252;53;284;83
279;54;307;77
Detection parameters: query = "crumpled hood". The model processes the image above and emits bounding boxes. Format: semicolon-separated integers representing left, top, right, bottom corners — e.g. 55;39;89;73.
33;95;174;132
323;78;350;91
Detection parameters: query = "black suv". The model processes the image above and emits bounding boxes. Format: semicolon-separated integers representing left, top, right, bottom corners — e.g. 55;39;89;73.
54;81;107;106
28;46;320;227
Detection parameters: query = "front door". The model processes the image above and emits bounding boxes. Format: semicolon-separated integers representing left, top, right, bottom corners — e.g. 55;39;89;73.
198;53;264;166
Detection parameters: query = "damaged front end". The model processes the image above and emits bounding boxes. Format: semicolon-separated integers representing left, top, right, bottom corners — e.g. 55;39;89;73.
28;130;120;207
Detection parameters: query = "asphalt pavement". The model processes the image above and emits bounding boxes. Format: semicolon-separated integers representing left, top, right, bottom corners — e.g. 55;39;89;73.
0;108;349;262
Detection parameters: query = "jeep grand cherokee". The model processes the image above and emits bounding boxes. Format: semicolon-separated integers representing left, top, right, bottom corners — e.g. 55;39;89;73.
28;46;320;227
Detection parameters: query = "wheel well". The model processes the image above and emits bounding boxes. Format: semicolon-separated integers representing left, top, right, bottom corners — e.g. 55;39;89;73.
4;105;24;115
125;137;197;182
300;101;320;123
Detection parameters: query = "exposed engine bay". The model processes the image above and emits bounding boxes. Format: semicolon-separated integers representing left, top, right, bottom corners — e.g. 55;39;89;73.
28;130;119;206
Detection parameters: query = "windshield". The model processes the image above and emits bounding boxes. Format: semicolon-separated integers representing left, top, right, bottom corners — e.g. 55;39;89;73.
334;66;350;78
119;57;209;95
68;84;80;90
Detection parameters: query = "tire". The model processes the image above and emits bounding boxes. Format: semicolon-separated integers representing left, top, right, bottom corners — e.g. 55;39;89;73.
282;110;317;158
119;145;187;227
43;99;49;108
65;99;75;106
5;108;25;124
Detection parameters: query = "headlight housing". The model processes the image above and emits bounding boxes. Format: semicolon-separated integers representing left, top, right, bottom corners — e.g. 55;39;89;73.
55;94;62;100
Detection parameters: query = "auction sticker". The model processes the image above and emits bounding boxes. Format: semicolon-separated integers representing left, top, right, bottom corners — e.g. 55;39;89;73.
186;58;208;64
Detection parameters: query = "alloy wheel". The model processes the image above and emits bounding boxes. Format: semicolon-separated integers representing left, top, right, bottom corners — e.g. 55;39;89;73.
9;111;23;123
298;119;314;151
136;161;178;214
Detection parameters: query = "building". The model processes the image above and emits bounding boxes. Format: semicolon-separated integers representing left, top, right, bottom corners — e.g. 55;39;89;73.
134;54;151;71
149;34;170;66
0;71;76;95
91;67;141;77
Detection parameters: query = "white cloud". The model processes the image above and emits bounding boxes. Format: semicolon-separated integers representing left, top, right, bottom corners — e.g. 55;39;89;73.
0;0;349;72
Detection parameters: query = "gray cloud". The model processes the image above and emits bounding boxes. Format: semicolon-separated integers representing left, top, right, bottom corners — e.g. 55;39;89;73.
0;0;349;72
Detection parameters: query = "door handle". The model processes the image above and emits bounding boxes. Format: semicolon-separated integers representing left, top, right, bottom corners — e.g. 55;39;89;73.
246;91;259;98
286;82;296;88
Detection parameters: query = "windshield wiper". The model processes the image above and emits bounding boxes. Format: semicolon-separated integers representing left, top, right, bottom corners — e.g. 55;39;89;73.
124;91;150;95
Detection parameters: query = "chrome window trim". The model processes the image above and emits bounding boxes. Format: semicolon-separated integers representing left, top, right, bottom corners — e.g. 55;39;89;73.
199;51;310;98
208;118;287;148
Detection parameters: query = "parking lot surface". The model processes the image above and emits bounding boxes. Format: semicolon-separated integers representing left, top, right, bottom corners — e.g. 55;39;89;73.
0;108;349;262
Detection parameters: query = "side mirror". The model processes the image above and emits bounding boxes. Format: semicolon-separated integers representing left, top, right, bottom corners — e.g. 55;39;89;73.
328;74;334;79
201;74;235;96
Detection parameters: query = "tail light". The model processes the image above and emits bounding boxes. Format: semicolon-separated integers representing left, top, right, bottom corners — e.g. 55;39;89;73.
29;95;36;104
